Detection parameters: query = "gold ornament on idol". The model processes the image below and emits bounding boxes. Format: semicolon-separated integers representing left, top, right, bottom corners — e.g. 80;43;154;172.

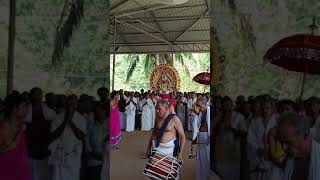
149;64;180;91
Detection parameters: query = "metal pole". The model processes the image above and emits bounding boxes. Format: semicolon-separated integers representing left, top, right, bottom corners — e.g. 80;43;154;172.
7;0;16;95
112;18;116;91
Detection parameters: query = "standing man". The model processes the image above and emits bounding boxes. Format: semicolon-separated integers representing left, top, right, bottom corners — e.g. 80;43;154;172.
193;97;210;180
49;95;86;180
176;93;187;130
187;92;197;131
136;93;144;130
24;87;56;180
125;92;137;132
97;87;108;107
118;89;127;130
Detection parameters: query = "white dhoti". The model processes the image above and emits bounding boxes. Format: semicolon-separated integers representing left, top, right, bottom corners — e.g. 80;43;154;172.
192;115;200;141
196;132;210;180
126;110;135;132
141;107;152;131
29;158;52;180
151;109;155;129
49;112;86;180
188;112;193;131
284;139;320;180
120;112;126;130
52;165;80;180
101;142;109;180
152;139;176;157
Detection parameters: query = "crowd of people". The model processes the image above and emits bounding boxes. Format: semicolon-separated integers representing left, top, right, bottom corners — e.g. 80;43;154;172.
0;87;109;180
110;89;210;134
2;86;319;180
212;94;320;180
109;89;211;180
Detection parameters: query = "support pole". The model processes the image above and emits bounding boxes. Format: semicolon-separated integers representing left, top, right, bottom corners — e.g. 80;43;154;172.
7;0;16;95
112;18;116;91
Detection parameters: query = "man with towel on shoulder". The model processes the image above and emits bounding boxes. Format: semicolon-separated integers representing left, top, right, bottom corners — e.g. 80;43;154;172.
145;99;186;179
193;97;210;180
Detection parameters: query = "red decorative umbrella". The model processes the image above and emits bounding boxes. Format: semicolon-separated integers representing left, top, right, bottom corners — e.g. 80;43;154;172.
193;72;210;85
263;18;320;99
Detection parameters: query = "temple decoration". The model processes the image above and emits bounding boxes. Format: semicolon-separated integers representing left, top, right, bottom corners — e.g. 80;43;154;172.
149;64;180;91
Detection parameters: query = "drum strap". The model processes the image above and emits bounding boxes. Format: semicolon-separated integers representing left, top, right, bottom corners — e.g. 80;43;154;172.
155;113;180;157
155;114;174;144
173;133;180;157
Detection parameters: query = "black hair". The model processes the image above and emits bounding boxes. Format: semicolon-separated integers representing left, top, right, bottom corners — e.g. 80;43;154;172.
30;87;42;95
110;91;118;99
97;87;109;94
3;93;27;118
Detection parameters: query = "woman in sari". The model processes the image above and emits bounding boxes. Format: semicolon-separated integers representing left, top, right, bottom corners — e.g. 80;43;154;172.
0;93;31;180
110;92;121;149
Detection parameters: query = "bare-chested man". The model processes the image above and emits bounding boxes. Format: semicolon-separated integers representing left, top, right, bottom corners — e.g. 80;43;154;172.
146;100;186;163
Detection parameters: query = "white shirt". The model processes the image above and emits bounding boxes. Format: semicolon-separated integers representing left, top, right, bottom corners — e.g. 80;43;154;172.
24;103;56;123
187;98;197;110
125;97;137;112
86;120;106;167
49;111;87;168
137;99;144;114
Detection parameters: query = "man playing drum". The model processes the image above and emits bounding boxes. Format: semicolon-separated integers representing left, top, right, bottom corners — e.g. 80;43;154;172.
145;99;186;179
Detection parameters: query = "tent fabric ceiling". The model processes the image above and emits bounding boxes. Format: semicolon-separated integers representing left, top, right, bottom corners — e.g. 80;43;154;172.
110;0;210;54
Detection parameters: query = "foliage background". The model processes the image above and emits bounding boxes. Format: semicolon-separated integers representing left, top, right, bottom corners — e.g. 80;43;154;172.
211;0;320;99
0;0;110;98
110;53;210;93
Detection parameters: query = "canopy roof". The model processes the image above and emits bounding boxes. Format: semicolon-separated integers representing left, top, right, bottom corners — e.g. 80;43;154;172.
110;0;210;54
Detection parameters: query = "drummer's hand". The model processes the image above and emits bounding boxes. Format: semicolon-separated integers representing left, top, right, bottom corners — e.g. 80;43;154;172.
178;153;183;163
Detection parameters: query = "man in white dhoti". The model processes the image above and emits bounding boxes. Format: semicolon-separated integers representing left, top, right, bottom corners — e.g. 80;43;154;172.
101;112;109;180
277;112;320;180
145;100;186;179
214;97;246;180
193;97;211;180
125;92;137;132
86;104;107;180
118;89;127;130
247;100;279;180
150;94;156;128
176;93;187;130
24;87;56;180
49;95;86;180
187;93;197;131
141;94;152;131
136;93;144;130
